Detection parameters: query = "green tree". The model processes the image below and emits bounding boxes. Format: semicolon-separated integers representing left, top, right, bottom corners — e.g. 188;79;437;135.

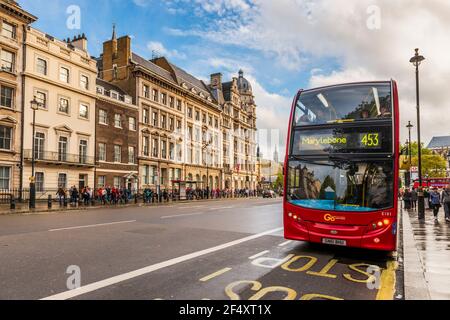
272;170;284;191
400;142;447;178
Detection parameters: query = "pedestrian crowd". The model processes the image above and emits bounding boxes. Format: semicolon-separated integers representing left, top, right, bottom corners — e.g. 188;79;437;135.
400;184;450;222
53;186;262;207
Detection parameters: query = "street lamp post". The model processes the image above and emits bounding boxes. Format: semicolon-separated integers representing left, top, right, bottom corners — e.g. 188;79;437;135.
447;151;450;178
406;121;413;186
29;97;40;209
410;48;426;220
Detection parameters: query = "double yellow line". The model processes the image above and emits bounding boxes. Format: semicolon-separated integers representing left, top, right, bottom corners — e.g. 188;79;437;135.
376;260;398;300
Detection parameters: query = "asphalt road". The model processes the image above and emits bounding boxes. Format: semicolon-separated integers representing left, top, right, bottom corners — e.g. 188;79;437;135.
0;198;398;300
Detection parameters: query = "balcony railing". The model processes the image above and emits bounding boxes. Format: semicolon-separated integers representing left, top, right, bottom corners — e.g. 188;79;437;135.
23;150;95;166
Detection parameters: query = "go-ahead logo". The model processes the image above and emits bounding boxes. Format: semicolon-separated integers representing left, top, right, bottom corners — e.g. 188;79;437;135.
324;214;346;222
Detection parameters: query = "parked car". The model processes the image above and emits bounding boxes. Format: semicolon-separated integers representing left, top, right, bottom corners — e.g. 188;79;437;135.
263;190;276;198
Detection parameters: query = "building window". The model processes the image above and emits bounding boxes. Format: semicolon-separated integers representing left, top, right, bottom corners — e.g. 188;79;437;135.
187;147;192;164
129;117;136;131
1;21;16;39
1;49;15;73
60;67;69;83
143;108;149;124
195;128;200;142
187;107;193;118
79;104;89;119
152;89;158;102
35;91;47;109
98;176;106;188
58;173;67;189
128;146;136;164
113;176;121;188
0;125;12;150
0;166;10;189
36;58;47;75
99;109;108;125
195;110;200;121
161;93;167;105
169;117;174;131
35;172;44;192
161;140;167;159
187;126;193;141
169;96;175;108
152;111;158;127
143;85;150;98
161;114;166;129
58;97;69;114
152;138;158;157
177;99;182;111
0;86;14;109
215;118;219;129
98;143;106;161
169;143;175;160
58;136;68;162
202;113;207;124
79;140;88;164
114;145;122;163
80;75;89;90
143;136;149;156
176;120;182;132
34;132;45;160
176;143;182;162
209;116;213;126
114;114;122;128
143;165;149;185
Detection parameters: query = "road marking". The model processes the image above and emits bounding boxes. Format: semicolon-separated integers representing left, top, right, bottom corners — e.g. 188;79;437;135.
278;240;292;247
41;227;283;300
161;212;205;219
208;206;234;211
248;250;270;260
199;268;232;282
48;220;137;232
376;261;398;300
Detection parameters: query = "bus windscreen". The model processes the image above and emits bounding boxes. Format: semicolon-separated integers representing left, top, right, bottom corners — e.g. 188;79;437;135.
294;83;392;126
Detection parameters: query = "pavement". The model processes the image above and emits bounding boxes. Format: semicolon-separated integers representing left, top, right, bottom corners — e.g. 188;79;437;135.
401;204;450;300
0;197;399;300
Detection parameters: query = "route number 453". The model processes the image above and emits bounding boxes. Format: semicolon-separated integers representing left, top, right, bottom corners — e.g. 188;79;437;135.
361;133;380;147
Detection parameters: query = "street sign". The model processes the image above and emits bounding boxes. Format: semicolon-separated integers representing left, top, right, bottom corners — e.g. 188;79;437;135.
411;167;418;172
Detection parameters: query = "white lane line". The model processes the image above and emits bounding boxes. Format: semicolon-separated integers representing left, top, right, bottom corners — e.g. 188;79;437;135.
48;220;137;232
161;212;205;219
208;206;234;211
178;206;206;209
199;268;232;282
41;227;283;300
278;240;293;247
248;250;270;260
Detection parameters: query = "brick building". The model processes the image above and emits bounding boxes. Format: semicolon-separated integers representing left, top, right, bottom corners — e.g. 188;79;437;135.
95;78;139;190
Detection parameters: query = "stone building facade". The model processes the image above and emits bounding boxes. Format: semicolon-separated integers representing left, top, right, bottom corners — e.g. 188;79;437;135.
211;70;258;190
98;29;224;191
0;0;36;192
95;78;139;190
22;28;97;192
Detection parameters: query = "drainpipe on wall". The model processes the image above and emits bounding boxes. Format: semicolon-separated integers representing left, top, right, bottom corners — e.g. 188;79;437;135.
19;25;28;201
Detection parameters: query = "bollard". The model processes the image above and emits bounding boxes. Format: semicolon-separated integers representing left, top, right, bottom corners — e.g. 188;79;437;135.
10;195;16;210
48;195;52;209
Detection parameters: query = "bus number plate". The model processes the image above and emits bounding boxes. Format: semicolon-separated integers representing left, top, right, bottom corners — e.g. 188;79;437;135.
322;238;347;246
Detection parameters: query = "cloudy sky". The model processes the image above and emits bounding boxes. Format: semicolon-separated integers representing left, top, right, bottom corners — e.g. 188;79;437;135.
21;0;450;159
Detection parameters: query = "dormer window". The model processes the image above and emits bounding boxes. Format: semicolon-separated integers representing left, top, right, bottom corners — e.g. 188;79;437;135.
110;90;119;100
96;86;104;95
124;96;132;104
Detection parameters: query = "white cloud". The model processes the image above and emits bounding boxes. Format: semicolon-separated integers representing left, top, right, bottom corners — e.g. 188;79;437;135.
147;41;187;60
174;0;450;144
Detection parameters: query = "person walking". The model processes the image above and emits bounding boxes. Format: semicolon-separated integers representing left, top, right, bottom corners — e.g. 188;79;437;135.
430;188;442;221
403;189;412;210
411;188;418;210
441;184;450;223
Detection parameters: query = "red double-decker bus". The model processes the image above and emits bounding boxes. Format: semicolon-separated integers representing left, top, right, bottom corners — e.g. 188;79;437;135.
284;81;400;251
413;178;450;189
